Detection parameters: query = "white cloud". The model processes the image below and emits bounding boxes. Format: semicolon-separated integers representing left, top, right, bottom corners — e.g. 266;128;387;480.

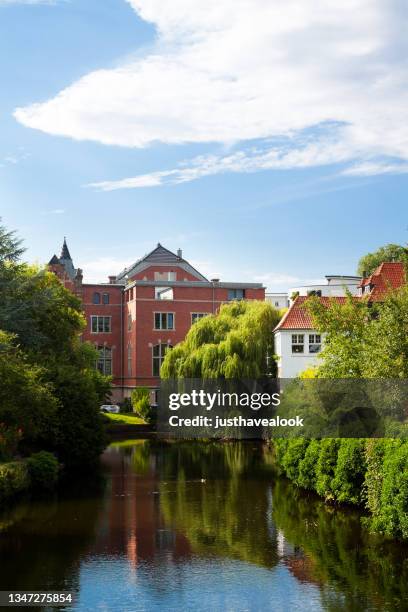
342;161;408;176
81;257;131;284
14;0;408;182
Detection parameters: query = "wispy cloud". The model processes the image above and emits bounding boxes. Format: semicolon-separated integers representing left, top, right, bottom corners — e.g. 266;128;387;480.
342;161;408;177
0;148;30;168
14;0;408;184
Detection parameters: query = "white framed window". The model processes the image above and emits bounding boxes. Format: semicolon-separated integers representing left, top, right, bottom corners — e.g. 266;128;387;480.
155;286;174;300
96;346;112;375
91;315;111;333
154;271;176;281
309;334;321;353
152;343;172;377
291;334;304;353
154;312;174;330
191;312;208;324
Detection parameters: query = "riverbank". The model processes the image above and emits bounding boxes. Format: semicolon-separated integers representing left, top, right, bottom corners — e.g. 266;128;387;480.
272;438;408;540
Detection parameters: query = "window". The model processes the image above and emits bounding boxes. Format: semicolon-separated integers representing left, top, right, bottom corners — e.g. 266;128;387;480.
307;290;322;297
155;286;174;300
102;292;110;305
309;334;321;353
154;271;176;281
92;292;101;304
127;313;132;331
228;289;245;301
154;312;174;330
274;301;280;307
152;343;172;376
91;316;111;333
191;313;208;324
96;346;112;375
291;334;304;353
127;343;132;376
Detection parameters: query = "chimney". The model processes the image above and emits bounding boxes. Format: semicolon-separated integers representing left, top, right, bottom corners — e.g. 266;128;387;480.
109;275;117;284
177;248;182;259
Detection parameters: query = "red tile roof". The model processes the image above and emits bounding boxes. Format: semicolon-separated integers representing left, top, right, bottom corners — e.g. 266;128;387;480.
274;296;348;331
359;261;406;301
275;261;406;331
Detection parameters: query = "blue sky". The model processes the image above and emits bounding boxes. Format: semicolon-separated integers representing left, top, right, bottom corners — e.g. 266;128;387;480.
1;0;407;289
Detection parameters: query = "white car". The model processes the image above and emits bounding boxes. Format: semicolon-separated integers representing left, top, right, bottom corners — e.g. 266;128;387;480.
100;404;120;414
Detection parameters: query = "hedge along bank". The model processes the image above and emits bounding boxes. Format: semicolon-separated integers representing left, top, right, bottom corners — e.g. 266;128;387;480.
0;451;59;503
273;438;408;540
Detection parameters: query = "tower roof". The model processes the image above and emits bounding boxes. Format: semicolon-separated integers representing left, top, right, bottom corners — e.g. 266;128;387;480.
60;237;72;261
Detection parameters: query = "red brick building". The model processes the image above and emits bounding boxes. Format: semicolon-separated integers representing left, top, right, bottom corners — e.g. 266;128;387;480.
48;240;265;400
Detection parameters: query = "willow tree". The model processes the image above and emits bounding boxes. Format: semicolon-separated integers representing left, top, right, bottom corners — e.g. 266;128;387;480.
160;300;281;378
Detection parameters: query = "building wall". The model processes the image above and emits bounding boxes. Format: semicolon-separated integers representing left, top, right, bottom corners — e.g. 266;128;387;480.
275;329;325;378
266;293;289;309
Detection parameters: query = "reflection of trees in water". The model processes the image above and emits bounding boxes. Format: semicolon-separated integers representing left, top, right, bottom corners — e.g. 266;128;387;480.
272;478;408;611
0;469;107;593
148;441;280;568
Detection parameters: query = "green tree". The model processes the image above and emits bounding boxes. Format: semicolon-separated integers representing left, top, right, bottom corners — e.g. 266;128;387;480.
161;300;281;378
0;221;110;467
357;243;407;276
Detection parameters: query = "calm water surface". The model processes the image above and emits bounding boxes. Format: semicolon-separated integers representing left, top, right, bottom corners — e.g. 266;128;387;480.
0;441;407;611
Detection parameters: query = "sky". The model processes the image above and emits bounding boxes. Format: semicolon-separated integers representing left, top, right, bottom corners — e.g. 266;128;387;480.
1;0;407;290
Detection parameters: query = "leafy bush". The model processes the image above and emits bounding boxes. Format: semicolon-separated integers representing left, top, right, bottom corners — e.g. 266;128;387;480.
0;461;30;500
119;397;133;413
369;441;408;539
332;439;367;505
281;439;309;482
131;387;153;424
315;439;340;500
298;440;320;490
27;451;59;490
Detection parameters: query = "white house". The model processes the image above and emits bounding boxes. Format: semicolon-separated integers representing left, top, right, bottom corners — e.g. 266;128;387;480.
289;275;361;302
274;295;347;378
265;292;289;309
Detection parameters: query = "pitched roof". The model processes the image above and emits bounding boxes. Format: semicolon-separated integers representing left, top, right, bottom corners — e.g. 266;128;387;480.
274;296;348;331
60;237;72;261
48;254;60;265
116;243;208;282
359;261;405;301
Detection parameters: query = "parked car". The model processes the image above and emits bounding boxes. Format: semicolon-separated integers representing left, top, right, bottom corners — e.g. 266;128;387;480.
100;404;120;414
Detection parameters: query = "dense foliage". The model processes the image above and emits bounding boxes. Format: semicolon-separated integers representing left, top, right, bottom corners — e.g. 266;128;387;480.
273;438;408;539
0;221;110;469
131;387;153;423
161;300;281;378
357;243;407;276
306;287;408;378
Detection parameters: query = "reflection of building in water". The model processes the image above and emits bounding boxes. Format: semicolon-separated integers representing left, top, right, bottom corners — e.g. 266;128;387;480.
91;446;191;569
276;529;321;586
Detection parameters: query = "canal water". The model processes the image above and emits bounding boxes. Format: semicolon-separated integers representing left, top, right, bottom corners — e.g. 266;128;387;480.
0;441;407;611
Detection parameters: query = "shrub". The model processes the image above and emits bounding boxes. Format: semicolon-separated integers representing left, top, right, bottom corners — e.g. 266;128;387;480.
298;440;320;490
0;461;30;500
131;387;153;424
27;451;59;490
0;424;22;462
315;439;340;500
332;439;367;505
119;397;133;413
281;439;309;482
370;441;408;539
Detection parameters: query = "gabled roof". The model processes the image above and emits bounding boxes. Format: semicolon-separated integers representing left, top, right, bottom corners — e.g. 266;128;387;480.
359;261;405;301
48;254;60;265
116;243;208;282
274;296;348;331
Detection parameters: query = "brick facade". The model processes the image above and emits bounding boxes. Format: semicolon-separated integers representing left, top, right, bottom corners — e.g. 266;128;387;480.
48;241;265;399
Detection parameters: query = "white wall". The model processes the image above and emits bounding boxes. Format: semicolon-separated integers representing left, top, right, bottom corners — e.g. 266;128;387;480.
266;293;289;309
275;329;324;378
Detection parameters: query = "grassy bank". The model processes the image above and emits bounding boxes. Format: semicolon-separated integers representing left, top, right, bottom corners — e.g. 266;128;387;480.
273;438;408;540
